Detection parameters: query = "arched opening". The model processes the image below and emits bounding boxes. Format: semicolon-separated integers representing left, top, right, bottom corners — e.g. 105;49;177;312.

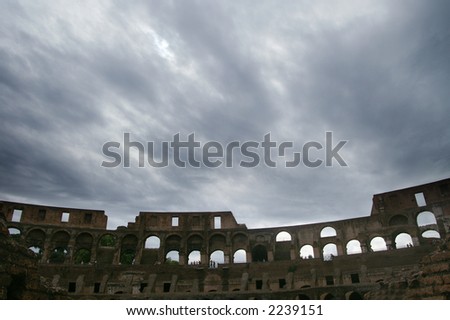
276;231;292;242
145;236;160;249
26;229;46;247
322;243;338;261
210;250;224;267
297;294;310;300
232;233;248;251
370;237;387;252
389;215;408;226
49;231;70;263
8;227;21;238
252;245;268;262
99;234;116;247
346;291;363;300
209;234;226;253
49;247;68;264
300;244;314;259
320;226;337;238
28;245;43;258
422;230;441;239
394;233;413;249
416;211;437;227
346;239;362;255
165;250;179;264
120;234;138;265
96;234;117;265
321;293;335;300
233;249;247;263
120;249;135;265
74;233;93;264
166;234;182;252
74;248;91;264
188;250;201;265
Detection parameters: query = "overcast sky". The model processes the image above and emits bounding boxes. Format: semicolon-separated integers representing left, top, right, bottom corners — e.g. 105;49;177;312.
1;0;449;230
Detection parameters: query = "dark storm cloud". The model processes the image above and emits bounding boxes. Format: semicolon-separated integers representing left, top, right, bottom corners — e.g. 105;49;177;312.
0;0;449;229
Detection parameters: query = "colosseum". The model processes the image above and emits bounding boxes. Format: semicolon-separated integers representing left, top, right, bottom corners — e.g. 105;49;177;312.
1;178;450;299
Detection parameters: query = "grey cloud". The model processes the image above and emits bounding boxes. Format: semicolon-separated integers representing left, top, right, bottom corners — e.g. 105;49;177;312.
0;0;449;229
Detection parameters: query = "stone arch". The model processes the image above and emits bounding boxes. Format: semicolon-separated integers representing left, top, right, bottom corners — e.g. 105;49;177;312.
389;214;408;226
165;250;179;264
416;211;437;227
188;250;201;265
50;230;70;263
98;233;117;247
144;235;160;249
96;233;117;265
296;294;310;300
165;234;182;252
370;236;387;252
320;292;335;300
187;234;203;252
49;247;68;264
28;245;43;258
299;244;314;259
276;231;292;242
394;232;413;249
274;231;292;261
74;248;91;264
252;244;268;262
73;232;93;264
422;230;441;239
210;250;224;267
346;291;363;300
322;243;338;261
49;230;70;263
209;234;226;252
26;228;46;247
75;232;93;250
7;227;21;238
233;249;247;263
320;226;337;238
346;239;362;255
25;229;46;259
232;233;248;251
141;235;161;265
120;234;138;265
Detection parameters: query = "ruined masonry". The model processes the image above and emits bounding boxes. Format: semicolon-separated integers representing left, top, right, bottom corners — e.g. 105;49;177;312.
1;178;450;299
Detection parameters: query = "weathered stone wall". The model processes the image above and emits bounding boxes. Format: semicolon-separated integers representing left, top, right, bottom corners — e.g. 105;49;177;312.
0;177;449;299
0;213;64;299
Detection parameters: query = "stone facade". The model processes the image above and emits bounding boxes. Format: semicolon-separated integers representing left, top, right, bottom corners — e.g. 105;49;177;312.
1;178;449;299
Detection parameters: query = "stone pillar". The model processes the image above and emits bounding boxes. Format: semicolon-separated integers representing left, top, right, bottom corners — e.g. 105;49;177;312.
224;246;231;264
313;246;321;260
290;248;297;260
67;237;76;264
143;274;157;294
134;239;144;265
286;272;294;290
90;243;98;264
336;243;345;256
169;274;178;293
267;250;274;262
360;242;368;253
75;275;84;294
262;273;270;290
240;273;249;291
385;239;393;250
246;251;252;263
